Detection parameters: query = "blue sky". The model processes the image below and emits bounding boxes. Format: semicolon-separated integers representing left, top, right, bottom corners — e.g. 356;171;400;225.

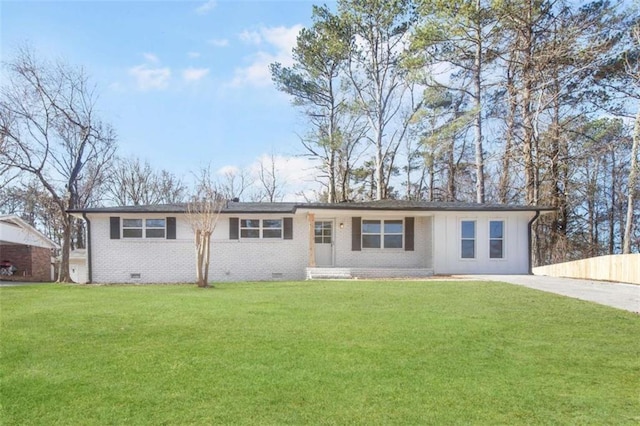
2;0;327;198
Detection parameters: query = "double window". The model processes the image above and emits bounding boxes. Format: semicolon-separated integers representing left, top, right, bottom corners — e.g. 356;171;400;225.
459;219;505;259
240;219;282;239
122;218;166;239
362;219;403;249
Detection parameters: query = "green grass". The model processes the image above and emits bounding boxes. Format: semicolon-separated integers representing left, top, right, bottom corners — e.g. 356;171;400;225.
1;281;638;425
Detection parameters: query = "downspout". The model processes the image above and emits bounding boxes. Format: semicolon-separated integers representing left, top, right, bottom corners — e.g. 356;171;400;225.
82;213;92;283
527;210;540;275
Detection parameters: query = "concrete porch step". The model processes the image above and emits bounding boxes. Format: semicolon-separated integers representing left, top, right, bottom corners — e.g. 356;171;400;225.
306;267;434;280
306;268;352;280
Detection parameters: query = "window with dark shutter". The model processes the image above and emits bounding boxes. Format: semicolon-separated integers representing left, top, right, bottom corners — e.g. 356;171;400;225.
352;217;361;251
229;217;239;240
405;217;414;251
283;217;293;239
110;217;120;239
166;217;176;239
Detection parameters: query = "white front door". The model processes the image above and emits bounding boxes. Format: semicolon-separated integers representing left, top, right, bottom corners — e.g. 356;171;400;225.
314;220;334;267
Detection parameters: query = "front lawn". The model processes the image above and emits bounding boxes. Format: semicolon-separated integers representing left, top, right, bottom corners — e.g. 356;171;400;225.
1;281;638;424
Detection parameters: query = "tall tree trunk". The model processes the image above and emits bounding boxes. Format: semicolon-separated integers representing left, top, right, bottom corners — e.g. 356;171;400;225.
609;148;616;254
446;138;456;202
375;130;384;200
549;75;568;262
203;232;211;287
522;0;536;206
499;61;517;204
623;108;639;253
58;214;72;283
473;0;485;204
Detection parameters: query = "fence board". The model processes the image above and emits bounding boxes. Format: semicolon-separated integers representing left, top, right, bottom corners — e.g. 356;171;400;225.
533;254;640;284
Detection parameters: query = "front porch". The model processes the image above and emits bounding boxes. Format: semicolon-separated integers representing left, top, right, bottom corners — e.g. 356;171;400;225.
306;267;434;280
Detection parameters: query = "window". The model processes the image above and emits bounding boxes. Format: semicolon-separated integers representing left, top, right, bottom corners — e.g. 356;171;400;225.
240;219;282;239
145;219;166;238
461;220;476;259
122;219;142;238
240;219;260;238
362;219;403;249
122;218;166;239
384;220;403;248
262;219;282;239
489;220;504;259
315;221;332;244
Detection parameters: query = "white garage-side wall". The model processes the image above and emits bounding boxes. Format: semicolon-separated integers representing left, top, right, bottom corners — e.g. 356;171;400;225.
431;211;535;275
87;213;309;283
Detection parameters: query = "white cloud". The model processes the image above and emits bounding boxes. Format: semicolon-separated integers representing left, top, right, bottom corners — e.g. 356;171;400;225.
182;67;210;82
208;38;229;47
218;165;240;176
217;155;319;201
232;24;303;88
129;65;171;91
248;154;318;201
195;0;217;15
231;52;276;88
187;51;201;58
238;30;262;45
143;52;159;63
261;25;302;53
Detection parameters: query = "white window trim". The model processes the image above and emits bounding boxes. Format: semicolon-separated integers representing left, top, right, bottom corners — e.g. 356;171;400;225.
488;219;506;261
239;218;283;240
122;218;166;239
362;218;404;250
460;219;476;260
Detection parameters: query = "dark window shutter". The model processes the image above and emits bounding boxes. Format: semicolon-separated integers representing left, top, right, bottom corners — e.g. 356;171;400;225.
229;217;239;240
283;217;293;239
166;217;176;239
405;217;414;251
110;217;120;239
352;217;361;251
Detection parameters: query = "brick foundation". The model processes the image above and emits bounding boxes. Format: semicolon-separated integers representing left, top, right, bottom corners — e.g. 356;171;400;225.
0;244;52;282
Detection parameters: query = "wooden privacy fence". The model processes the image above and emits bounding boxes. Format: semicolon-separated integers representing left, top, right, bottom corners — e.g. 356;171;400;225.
533;254;640;285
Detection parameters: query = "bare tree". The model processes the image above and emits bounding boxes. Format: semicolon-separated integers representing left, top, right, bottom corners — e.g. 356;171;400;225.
256;153;284;202
0;47;117;282
186;166;225;287
217;167;252;201
107;156;186;206
342;0;417;200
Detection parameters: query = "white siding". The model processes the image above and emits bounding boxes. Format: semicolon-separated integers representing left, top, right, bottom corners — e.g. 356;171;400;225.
431;211;534;274
208;214;308;282
86;209;535;283
88;213;308;283
328;215;431;269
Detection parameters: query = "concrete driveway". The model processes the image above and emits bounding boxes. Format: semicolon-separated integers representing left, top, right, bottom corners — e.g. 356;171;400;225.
460;275;640;313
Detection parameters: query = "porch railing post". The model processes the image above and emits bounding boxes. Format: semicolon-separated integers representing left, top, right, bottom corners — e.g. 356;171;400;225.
308;213;316;267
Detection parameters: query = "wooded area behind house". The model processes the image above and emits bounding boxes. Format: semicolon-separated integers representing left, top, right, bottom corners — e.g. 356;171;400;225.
1;0;638;281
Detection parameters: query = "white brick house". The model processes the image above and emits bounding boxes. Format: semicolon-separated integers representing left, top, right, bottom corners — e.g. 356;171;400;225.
69;200;553;283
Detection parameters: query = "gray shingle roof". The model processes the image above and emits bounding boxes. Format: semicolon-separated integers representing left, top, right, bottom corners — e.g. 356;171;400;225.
68;200;553;214
301;200;555;211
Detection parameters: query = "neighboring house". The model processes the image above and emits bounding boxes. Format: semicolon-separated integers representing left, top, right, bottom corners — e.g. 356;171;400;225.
69;200;554;284
0;214;59;281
